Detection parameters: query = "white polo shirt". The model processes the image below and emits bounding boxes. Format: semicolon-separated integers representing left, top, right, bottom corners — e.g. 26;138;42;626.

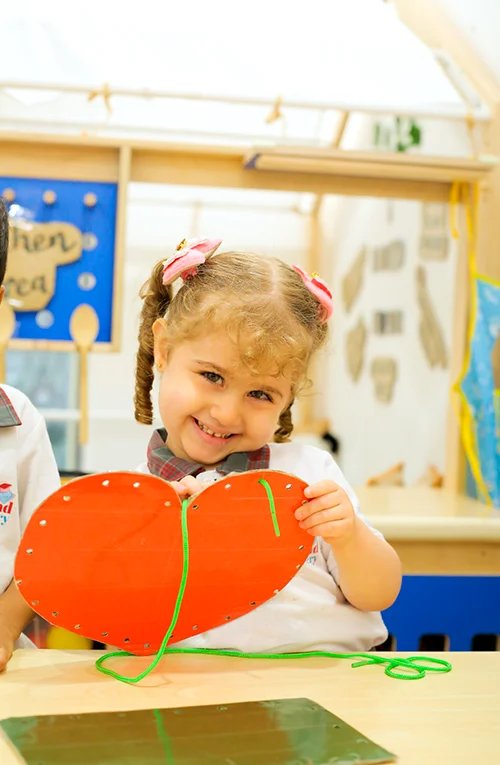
0;385;60;647
135;442;388;653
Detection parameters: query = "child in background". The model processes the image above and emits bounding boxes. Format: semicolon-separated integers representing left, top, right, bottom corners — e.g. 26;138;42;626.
0;198;61;669
134;237;401;653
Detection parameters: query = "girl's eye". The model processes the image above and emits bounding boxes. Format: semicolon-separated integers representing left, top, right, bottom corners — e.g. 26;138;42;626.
201;371;224;385
249;390;273;402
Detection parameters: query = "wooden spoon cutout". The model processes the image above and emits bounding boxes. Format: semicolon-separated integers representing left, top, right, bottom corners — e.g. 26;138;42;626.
69;304;99;445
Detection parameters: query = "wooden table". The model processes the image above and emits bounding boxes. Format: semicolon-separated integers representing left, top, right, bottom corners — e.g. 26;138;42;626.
0;650;498;764
358;486;500;574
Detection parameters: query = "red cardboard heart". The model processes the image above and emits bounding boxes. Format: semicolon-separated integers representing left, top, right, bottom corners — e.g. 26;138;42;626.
15;470;310;655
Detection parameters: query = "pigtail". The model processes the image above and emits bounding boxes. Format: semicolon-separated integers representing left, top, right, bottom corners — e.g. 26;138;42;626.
273;400;294;443
134;260;172;424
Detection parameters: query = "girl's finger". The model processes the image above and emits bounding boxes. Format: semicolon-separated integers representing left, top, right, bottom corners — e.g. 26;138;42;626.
304;518;351;538
304;480;341;499
169;481;189;497
179;476;203;496
295;493;342;520
298;507;347;530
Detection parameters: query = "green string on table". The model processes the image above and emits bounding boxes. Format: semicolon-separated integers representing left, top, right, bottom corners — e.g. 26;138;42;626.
96;480;452;684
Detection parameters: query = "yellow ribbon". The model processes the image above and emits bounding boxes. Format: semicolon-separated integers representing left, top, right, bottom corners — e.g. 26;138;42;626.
450;180;492;505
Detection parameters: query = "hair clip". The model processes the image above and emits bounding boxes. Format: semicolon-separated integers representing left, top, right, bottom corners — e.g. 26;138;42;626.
162;237;222;286
292;265;333;324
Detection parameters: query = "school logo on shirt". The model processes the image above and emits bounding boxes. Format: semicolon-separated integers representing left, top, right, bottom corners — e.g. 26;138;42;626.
306;541;319;566
0;483;15;526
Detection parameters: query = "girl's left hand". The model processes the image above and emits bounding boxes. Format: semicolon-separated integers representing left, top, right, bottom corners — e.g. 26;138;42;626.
295;480;357;547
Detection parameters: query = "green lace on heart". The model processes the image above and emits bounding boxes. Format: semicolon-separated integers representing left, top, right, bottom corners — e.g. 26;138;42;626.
95;480;452;684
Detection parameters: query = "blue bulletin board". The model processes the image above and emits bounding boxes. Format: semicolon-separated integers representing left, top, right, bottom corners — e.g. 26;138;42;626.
1;177;118;344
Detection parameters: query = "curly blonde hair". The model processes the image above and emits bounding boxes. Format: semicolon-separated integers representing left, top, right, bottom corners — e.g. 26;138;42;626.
135;250;328;442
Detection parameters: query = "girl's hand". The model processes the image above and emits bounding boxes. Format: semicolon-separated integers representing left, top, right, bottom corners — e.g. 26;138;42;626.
169;476;204;499
295;480;357;548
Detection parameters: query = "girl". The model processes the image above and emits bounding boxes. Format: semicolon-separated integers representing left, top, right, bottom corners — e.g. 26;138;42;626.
134;237;401;654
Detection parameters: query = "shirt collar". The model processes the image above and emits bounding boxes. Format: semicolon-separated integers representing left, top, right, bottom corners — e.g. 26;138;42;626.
0;387;22;428
147;428;270;482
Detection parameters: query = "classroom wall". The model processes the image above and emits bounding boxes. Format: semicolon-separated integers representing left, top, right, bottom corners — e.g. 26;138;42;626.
316;116;469;486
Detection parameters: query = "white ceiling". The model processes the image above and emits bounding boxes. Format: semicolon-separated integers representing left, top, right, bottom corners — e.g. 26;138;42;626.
1;0;483;145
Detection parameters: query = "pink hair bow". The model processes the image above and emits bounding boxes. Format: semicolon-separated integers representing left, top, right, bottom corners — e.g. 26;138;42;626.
292;265;333;324
162;237;223;285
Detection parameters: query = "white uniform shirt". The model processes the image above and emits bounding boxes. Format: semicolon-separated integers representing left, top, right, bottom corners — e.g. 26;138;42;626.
0;385;60;647
135;441;388;653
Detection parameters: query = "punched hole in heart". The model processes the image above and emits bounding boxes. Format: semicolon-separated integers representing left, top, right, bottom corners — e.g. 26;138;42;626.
102;480;110;487
133;483;140;488
52;611;58;617
224;483;231;489
26;549;33;555
39;520;47;526
63;496;71;502
75;624;81;629
285;484;292;489
165;501;171;507
101;632;108;637
192;504;199;510
124;638;131;643
32;600;39;606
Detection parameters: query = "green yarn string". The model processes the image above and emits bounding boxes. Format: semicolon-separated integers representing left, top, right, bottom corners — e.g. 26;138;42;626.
96;486;452;684
258;478;280;536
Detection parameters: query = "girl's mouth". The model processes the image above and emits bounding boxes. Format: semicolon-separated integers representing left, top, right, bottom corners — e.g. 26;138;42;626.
193;418;235;441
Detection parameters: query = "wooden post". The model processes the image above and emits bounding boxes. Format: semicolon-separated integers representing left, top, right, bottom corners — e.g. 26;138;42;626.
110;146;131;352
444;194;469;492
296;114;351;435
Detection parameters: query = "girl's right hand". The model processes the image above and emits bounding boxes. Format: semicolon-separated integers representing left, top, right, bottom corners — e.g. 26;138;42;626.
169;476;203;498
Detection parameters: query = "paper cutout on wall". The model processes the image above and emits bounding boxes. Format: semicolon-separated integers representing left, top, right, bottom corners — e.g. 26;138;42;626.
419;202;449;261
346;317;366;382
342;248;366;313
371;357;397;403
414;465;443;488
366;462;404;487
374;311;403;335
1;176;118;344
373;240;405;271
6;222;83;311
416;266;447;369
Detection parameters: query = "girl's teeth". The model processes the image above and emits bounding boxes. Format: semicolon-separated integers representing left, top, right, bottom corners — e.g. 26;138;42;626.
198;421;231;439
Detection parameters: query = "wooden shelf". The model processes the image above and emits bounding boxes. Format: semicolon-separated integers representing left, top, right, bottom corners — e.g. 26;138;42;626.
245;146;495;198
1;132;495;202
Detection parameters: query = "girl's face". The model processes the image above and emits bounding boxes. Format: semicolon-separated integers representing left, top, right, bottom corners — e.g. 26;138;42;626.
154;327;293;468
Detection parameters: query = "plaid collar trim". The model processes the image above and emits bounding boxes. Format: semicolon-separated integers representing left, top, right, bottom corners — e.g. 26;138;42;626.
0;387;22;428
147;428;270;482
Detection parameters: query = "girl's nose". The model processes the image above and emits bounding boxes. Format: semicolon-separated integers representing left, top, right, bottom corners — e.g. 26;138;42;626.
210;396;242;429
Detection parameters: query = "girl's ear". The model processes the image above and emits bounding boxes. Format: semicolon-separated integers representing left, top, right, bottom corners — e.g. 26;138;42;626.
152;318;169;369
